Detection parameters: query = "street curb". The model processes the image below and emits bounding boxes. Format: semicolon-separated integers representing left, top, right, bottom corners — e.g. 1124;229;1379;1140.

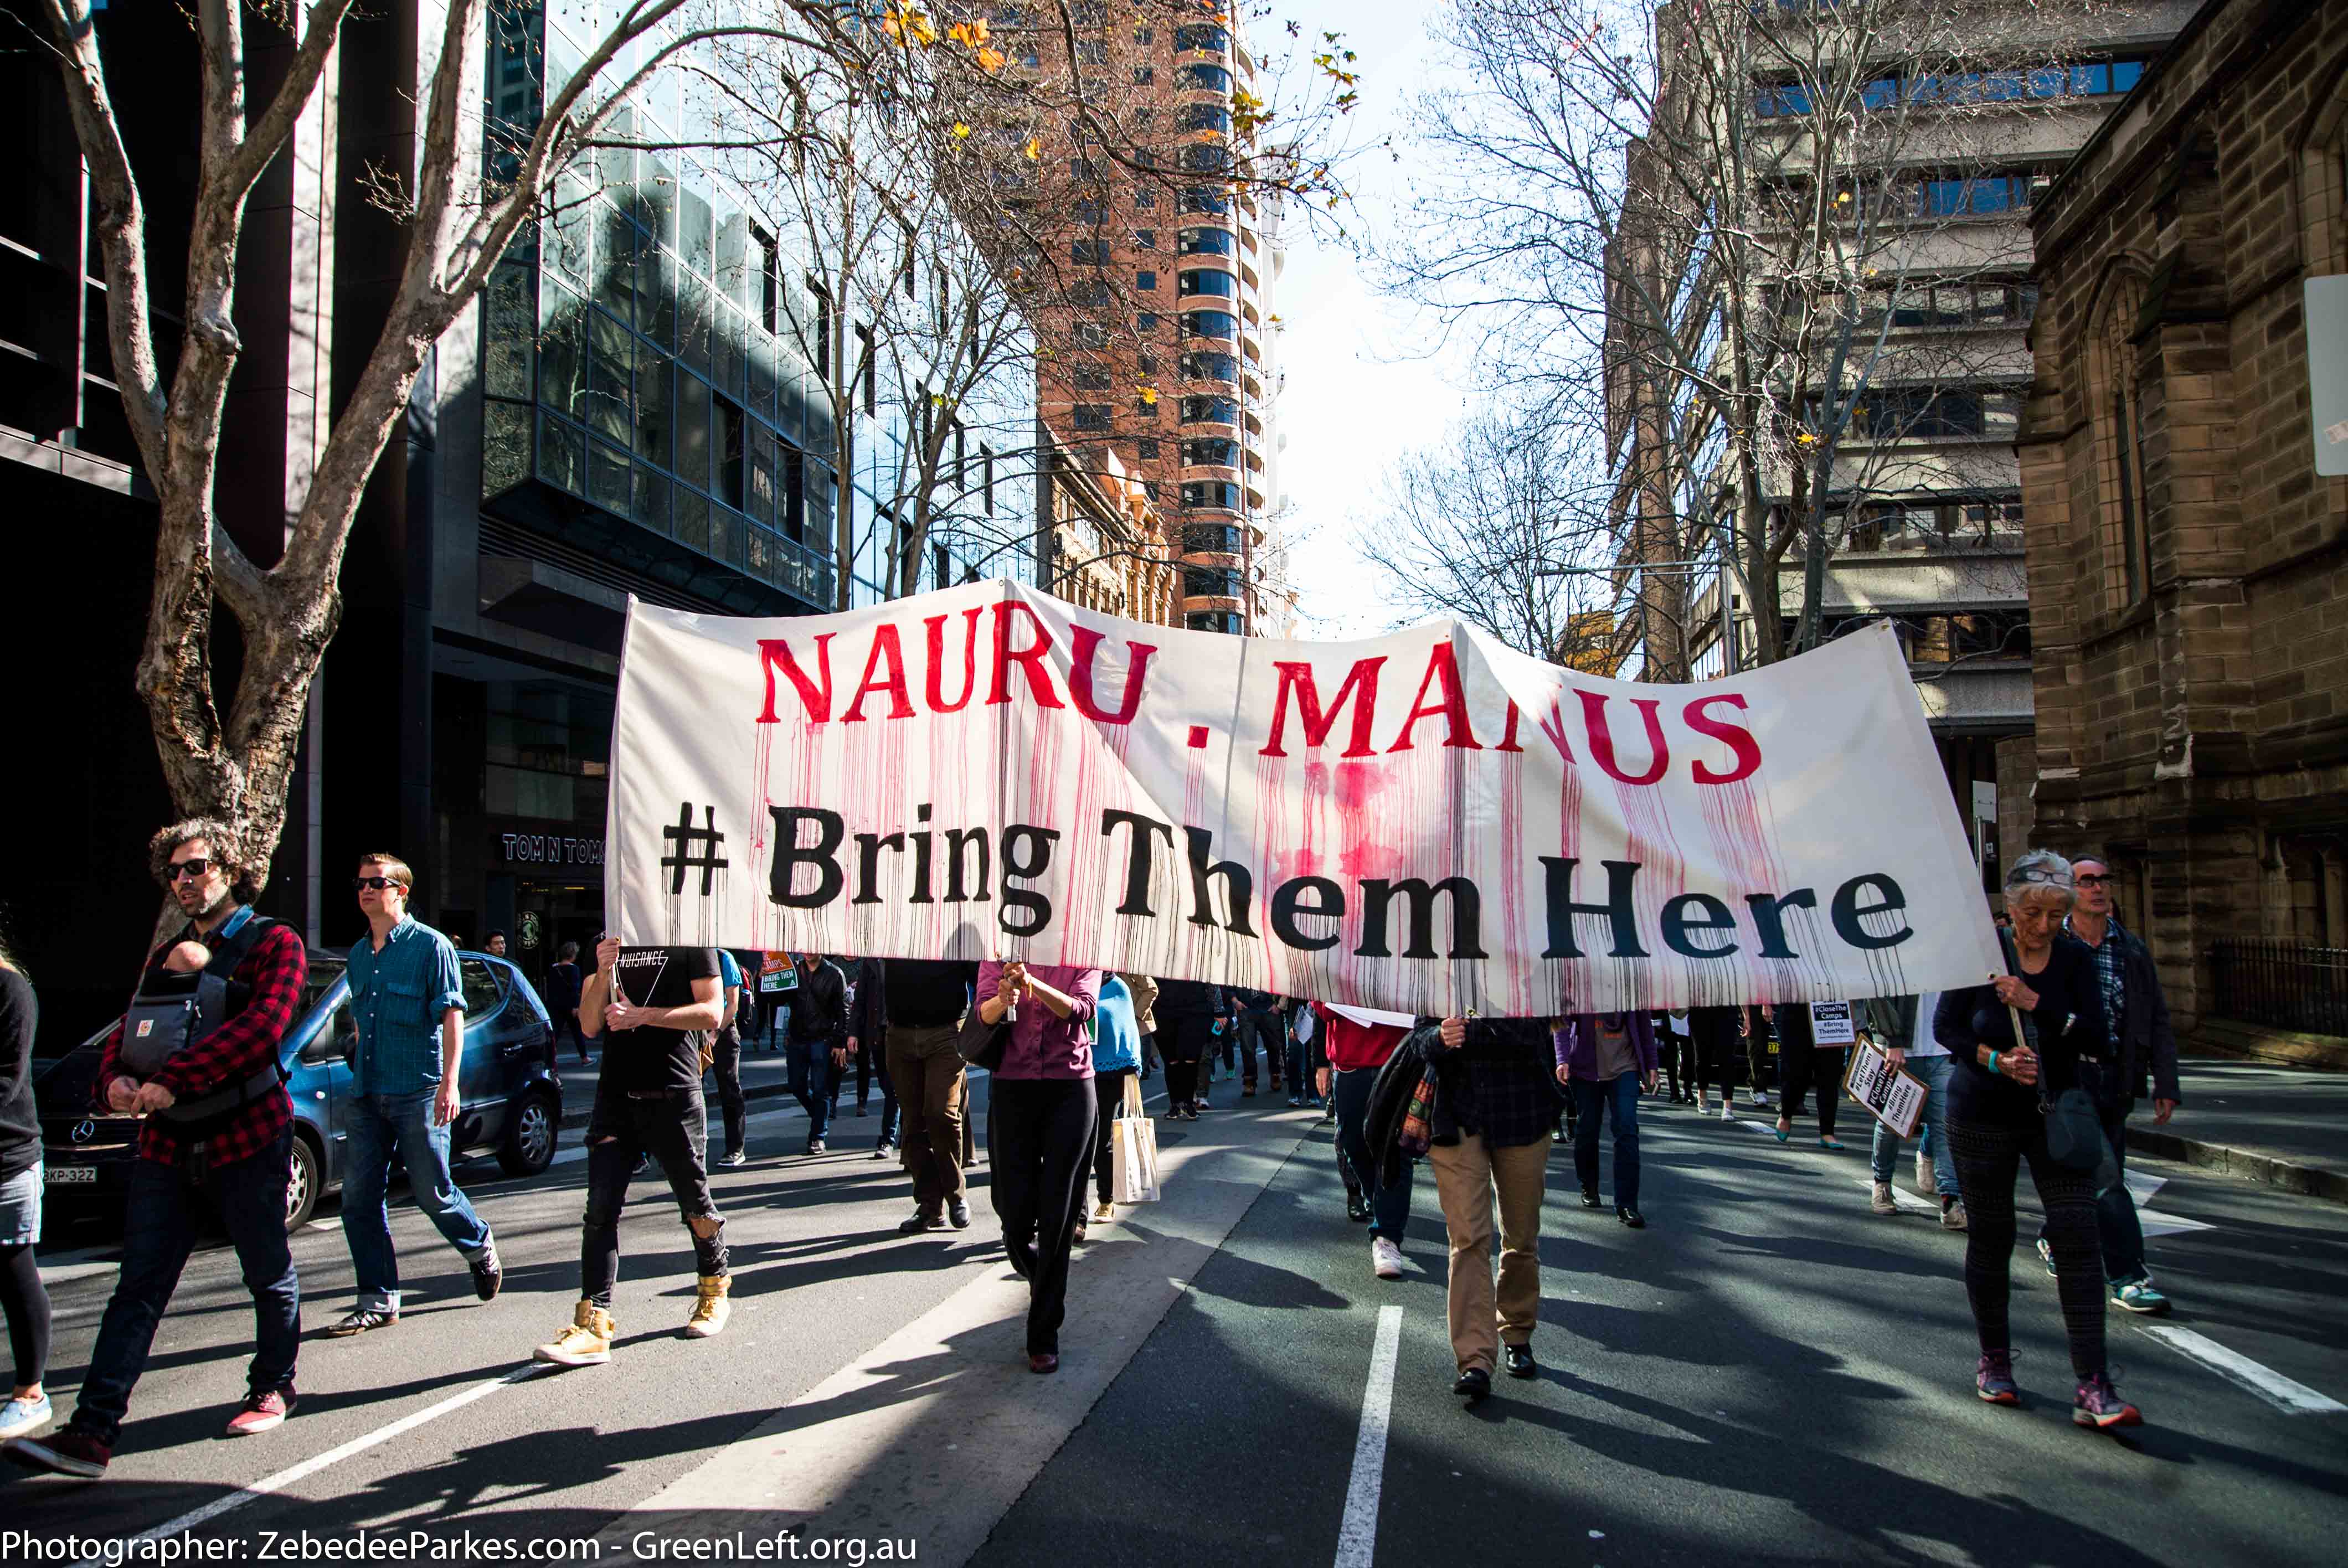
558;1081;793;1131
2134;1128;2348;1205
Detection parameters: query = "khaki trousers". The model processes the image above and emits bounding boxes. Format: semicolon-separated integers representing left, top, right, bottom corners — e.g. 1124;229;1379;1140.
885;1025;967;1216
1428;1132;1552;1374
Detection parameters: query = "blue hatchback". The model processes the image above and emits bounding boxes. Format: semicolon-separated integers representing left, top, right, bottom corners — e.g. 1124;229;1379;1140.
35;949;564;1231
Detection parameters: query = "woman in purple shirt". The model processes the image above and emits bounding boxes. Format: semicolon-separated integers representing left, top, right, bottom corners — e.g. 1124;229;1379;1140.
975;960;1101;1375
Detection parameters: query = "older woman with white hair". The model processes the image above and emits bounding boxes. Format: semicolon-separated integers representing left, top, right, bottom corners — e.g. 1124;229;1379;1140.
1933;849;2137;1430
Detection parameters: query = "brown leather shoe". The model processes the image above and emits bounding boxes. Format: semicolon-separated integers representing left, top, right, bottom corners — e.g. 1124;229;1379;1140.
1028;1353;1059;1375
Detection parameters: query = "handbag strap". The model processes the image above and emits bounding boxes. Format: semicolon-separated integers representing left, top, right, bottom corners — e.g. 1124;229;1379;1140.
1122;1071;1145;1120
1997;929;2053;1114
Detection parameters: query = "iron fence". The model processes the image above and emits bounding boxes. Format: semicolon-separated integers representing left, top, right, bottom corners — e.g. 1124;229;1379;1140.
2210;938;2348;1036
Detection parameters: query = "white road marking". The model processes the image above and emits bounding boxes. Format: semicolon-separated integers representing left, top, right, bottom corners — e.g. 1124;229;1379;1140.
69;1363;555;1568
2123;1168;2213;1237
2138;1327;2346;1416
1333;1304;1405;1568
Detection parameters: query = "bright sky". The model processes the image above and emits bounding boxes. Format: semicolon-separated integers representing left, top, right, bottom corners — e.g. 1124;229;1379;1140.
1261;0;1476;639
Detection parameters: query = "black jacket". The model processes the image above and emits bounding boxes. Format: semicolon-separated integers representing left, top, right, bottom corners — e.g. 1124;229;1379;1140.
1416;1015;1562;1148
0;968;37;1181
785;959;850;1051
871;958;979;1030
1365;1027;1440;1192
2071;918;2182;1105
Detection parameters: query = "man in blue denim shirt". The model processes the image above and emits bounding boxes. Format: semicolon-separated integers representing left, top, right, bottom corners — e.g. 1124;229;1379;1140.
328;853;500;1337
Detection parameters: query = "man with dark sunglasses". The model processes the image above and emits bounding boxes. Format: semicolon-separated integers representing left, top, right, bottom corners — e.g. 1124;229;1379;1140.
2041;857;2184;1316
327;854;500;1338
4;820;307;1478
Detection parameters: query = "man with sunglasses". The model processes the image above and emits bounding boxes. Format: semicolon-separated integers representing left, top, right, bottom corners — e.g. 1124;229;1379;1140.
327;855;500;1338
2038;857;2183;1315
4;821;308;1478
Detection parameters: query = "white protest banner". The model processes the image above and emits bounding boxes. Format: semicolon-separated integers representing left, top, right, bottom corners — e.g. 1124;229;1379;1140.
606;580;2002;1017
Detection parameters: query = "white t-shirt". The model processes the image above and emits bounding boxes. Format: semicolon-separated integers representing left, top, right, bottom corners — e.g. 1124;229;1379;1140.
1905;991;1947;1057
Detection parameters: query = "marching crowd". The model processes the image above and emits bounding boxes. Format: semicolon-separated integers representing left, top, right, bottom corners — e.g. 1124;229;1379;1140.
0;819;2182;1480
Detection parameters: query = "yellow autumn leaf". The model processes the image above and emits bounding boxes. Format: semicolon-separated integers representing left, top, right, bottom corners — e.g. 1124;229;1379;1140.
977;44;1006;72
1139;385;1158;405
907;11;936;45
1024;136;1041;160
952;121;971;138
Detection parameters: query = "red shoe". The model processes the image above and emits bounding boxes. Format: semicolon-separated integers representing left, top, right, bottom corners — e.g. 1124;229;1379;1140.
4;1426;111;1477
1028;1352;1059;1375
224;1388;296;1436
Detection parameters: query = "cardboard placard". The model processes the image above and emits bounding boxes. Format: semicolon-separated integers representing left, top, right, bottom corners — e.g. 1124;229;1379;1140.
1811;1000;1856;1046
1844;1039;1927;1138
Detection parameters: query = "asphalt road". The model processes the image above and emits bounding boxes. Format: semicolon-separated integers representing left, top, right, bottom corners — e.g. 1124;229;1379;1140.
11;1083;2347;1568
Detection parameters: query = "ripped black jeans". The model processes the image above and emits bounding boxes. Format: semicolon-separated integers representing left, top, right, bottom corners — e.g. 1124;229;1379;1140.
581;1087;727;1308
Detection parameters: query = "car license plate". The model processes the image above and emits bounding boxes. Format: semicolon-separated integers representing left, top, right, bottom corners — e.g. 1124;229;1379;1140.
45;1165;97;1184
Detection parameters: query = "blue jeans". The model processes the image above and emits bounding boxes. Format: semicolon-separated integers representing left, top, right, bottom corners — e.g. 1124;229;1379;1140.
1569;1074;1641;1210
788;1038;833;1141
342;1090;494;1313
76;1129;300;1444
1333;1066;1411;1242
1870;1052;1960;1198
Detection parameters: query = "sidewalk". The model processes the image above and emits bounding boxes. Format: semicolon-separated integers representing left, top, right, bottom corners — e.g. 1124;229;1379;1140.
2133;1058;2348;1203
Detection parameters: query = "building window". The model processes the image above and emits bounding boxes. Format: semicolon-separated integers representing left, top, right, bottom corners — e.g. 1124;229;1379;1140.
1133;64;1155;84
1178;226;1236;256
1174;23;1229;54
1073;367;1114;391
1178;268;1238;298
1075;322;1110;349
1179;394;1238;425
1136;311;1160;334
982;444;996;513
1073;403;1114;431
1181;103;1233;133
1134;228;1157;250
2090;275;2154;611
1134;185;1157;209
1070;280;1112;308
1180;187;1230;215
1181;350;1238;383
1072;239;1111;265
807;278;832;376
1182;481;1240;512
855;324;876;415
1136;438;1160;459
933;542;950;590
1180;310;1237;341
1136;269;1158;291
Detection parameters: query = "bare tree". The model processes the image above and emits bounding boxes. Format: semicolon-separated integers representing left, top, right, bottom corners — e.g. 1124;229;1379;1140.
15;0;1033;891
1360;409;1623;669
1383;0;2131;668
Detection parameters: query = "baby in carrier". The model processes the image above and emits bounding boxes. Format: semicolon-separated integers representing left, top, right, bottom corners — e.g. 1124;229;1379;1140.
154;940;213;986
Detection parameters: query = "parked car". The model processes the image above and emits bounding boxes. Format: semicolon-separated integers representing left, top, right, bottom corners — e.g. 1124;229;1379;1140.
35;948;563;1230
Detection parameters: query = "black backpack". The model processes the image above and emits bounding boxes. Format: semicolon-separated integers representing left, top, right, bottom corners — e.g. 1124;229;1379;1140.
118;912;286;1126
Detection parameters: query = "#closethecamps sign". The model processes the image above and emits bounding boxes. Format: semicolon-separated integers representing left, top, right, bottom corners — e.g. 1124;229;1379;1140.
606;581;2001;1017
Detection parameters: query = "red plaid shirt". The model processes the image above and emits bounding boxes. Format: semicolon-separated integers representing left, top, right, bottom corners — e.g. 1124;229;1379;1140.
95;915;307;1168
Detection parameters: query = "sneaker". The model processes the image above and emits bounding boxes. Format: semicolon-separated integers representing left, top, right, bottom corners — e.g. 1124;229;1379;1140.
1371;1237;1404;1279
1870;1181;1898;1216
2036;1236;2057;1278
2110;1276;2171;1316
4;1425;110;1477
1941;1198;1968;1231
870;1144;890;1160
1750;1091;1770;1108
1287;1095;1304;1107
2073;1372;2141;1430
1719;1101;1736;1123
470;1239;503;1303
224;1388;295;1436
717;1149;748;1168
327;1308;399;1338
1914;1152;1933;1195
949;1198;972;1229
806;1138;827;1156
535;1301;616;1367
1976;1350;2020;1405
1091;1200;1116;1224
0;1393;53;1442
683;1274;732;1339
